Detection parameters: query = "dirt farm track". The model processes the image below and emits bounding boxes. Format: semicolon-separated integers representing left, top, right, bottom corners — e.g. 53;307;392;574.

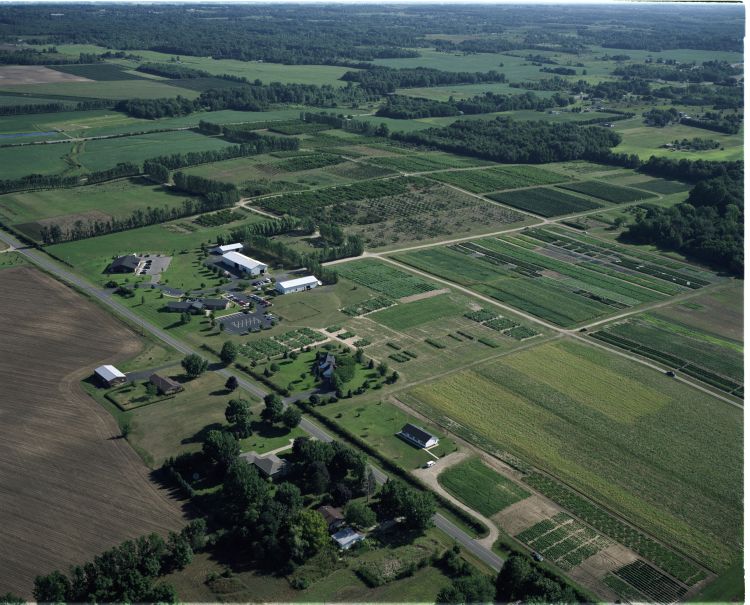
0;267;184;597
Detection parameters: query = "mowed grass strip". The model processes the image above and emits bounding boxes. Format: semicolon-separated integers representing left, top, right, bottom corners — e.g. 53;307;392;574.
439;457;529;517
488;187;602;217
404;339;742;571
369;294;463;330
428;165;566;194
557;180;658;203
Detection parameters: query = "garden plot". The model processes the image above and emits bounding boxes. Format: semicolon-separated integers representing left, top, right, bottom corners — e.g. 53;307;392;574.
557;180;658;204
335;259;438;298
515;514;613;572
488;187;602;217
239;328;326;361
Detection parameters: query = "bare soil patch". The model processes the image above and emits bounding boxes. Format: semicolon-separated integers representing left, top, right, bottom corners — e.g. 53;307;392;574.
399;287;450;304
0;65;92;85
491;495;561;536
0;267;184;597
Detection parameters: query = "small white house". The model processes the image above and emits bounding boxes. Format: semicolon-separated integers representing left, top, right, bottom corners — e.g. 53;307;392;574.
275;275;321;294
94;364;126;387
221;251;268;276
213;243;243;254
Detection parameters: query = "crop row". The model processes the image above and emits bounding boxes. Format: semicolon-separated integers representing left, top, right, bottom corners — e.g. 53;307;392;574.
557;180;657;204
428;164;565;194
523;473;705;585
613;560;686;603
369;153;490;173
488;187;602;217
274;152;344;172
335;261;437;298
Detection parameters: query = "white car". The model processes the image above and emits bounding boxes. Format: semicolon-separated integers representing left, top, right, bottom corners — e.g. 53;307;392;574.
425;460;436;469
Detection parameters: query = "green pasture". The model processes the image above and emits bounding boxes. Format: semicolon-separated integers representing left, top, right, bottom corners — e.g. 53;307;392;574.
404;338;742;571
398;82;556;101
439;457;530;517
76;130;236;172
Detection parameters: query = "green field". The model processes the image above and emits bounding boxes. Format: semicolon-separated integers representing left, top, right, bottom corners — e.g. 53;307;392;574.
0;142;75;179
77;130;236;172
592;313;742;395
557;180;658;203
368;152;494;172
438;457;530;517
1;79;201;100
403;339;742;572
0;178;197;238
488;187;602;217
427;165;567;193
369;294;464;330
335;259;438;298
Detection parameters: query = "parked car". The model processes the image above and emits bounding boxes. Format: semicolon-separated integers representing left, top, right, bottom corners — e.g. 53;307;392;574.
424;460;435;469
532;552;544;562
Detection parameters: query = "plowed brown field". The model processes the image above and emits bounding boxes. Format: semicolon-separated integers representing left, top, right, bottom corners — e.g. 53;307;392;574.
0;267;184;597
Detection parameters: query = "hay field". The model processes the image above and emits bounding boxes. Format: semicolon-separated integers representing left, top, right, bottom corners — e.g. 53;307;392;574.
0;267;184;597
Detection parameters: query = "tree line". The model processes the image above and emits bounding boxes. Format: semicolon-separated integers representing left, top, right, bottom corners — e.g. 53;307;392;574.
375;90;569;119
340;66;507;94
0;162;140;196
391;117;623;164
32;521;207;603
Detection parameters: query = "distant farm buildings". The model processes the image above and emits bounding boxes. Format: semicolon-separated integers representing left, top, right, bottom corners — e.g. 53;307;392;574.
221;251;268;276
275;275;321;294
165;298;229;314
398;423;439;449
108;254;140;274
149;373;183;396
94;364;126;388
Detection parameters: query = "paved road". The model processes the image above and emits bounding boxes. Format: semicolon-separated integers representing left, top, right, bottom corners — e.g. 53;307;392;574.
0;229;503;571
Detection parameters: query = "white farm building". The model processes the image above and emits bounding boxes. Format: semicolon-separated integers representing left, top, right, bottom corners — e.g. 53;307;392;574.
213;242;243;254
221;251;268;276
275;275;321;294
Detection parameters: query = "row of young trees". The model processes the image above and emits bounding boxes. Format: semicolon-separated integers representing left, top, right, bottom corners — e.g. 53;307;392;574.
0;98;114;117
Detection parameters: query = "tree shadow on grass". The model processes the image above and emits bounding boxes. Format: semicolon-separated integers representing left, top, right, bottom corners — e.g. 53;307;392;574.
182;422;224;445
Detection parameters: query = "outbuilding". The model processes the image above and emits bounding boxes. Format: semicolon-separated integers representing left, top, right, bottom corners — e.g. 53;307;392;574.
397;423;439;449
108;254;140;274
201;298;230;311
213;243;244;254
275;275;321;294
331;527;365;550
317;505;345;532
94;364;126;388
241;452;288;479
221;251;268;276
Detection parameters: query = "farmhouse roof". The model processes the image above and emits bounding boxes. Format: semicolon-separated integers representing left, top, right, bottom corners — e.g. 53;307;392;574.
242;452;287;477
110;255;139;271
149;373;182;393
94;364;126;382
317;505;344;525
278;275;321;290
222;251;267;271
399;423;436;447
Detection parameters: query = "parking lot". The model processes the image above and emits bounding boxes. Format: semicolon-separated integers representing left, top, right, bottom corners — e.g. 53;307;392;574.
136;254;171;277
218;309;276;335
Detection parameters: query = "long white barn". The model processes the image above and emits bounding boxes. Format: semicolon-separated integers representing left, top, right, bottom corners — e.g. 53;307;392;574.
275;275;321;294
221;251;268;276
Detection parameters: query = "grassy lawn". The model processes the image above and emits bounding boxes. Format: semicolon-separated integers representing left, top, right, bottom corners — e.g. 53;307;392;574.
402;338;742;571
688;559;744;604
316;397;457;470
438;457;530;517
